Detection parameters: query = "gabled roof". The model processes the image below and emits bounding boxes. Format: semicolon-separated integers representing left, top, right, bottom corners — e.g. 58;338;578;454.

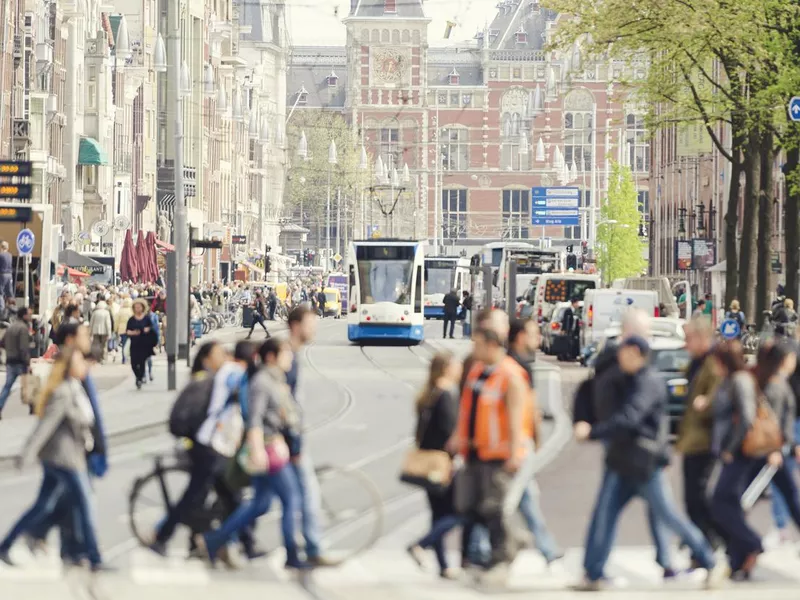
485;1;557;50
350;0;426;19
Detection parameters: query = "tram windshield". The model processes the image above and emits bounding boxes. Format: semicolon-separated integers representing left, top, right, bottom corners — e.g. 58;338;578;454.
356;245;415;304
425;260;455;295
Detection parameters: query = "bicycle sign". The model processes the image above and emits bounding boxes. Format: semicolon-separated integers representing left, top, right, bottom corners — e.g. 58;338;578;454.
720;318;741;340
16;228;34;255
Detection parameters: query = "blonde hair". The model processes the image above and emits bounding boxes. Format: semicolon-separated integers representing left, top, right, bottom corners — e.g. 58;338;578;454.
730;299;740;312
785;298;794;310
415;351;454;412
35;348;76;417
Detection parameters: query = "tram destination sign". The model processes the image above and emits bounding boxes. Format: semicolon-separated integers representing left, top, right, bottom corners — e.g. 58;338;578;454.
0;161;32;177
0;184;32;200
531;187;580;226
0;206;32;221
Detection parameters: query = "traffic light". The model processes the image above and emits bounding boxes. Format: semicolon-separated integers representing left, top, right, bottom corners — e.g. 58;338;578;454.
265;255;272;273
566;254;578;270
566;244;574;253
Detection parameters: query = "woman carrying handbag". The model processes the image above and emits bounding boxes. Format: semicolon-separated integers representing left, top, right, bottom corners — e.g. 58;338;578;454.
196;338;306;569
403;352;462;579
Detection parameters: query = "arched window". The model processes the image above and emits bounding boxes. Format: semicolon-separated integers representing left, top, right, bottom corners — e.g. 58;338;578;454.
563;89;594;239
500;89;529;171
440;127;468;171
501;189;530;239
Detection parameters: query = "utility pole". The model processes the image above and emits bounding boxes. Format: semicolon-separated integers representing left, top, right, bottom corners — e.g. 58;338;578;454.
169;0;189;360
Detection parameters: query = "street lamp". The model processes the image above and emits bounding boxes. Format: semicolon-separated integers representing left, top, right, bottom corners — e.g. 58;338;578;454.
327;140;337;270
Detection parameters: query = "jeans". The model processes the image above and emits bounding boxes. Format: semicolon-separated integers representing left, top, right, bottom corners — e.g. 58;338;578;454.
519;480;561;562
711;456;762;571
443;317;456;338
120;334;128;363
771;419;800;529
60;468;102;567
131;357;147;382
417;515;462;571
290;453;323;558
157;445;223;544
0;465;66;553
584;467;715;582
147;356;153;379
204;466;300;563
683;452;725;551
0;362;27;413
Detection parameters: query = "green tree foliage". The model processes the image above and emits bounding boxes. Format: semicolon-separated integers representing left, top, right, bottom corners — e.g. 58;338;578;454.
285;112;369;242
596;162;647;283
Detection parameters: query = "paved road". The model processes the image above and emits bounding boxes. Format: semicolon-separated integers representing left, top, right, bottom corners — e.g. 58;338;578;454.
1;318;799;599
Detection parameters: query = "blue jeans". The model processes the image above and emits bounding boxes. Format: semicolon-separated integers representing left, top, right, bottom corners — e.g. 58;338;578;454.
290;454;323;559
120;334;128;363
0;362;27;412
584;467;715;582
0;465;66;553
204;466;300;563
416;514;463;572
771;419;800;529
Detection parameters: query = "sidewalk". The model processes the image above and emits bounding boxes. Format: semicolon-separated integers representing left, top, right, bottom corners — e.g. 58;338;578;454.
0;323;282;468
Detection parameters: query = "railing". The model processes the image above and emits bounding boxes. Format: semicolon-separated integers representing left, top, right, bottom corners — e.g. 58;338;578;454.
490;49;545;62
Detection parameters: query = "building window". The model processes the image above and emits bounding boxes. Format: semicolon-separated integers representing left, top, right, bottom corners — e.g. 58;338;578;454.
442;189;467;239
626;113;650;173
326;71;338;87
296;86;308;105
501;112;529;171
502;189;530;239
380;127;400;171
462;94;472;106
564;111;592;172
515;26;527;45
637;190;649;216
440;127;468;171
448;68;459;85
384;0;396;13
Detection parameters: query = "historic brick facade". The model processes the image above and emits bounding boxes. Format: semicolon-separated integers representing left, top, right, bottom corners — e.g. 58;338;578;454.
288;0;651;252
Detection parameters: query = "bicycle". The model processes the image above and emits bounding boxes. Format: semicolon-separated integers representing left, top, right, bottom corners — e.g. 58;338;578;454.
128;445;384;566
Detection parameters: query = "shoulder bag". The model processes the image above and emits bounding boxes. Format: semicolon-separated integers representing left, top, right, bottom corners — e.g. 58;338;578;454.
399;395;453;494
741;395;783;458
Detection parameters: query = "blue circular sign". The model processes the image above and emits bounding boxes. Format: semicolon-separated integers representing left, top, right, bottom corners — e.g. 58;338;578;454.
16;228;34;255
720;318;741;340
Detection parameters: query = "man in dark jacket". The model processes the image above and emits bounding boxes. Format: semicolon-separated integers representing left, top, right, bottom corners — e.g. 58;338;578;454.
0;306;31;417
574;337;727;590
559;297;580;360
442;289;460;339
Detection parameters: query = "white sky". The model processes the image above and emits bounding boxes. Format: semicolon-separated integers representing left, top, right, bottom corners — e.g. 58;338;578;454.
285;0;497;47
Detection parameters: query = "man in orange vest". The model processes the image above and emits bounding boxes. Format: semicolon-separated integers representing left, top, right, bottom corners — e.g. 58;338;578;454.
450;310;528;578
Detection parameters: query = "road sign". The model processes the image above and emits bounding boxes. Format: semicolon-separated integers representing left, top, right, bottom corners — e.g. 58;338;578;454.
0;184;32;199
16;228;34;255
191;239;223;250
720;318;741;340
789;96;800;122
531;187;580;226
333;253;343;263
0;161;32;177
0;206;32;222
231;235;246;244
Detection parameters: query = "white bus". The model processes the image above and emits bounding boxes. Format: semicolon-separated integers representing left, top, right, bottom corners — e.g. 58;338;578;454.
423;255;470;318
347;240;425;344
479;242;562;307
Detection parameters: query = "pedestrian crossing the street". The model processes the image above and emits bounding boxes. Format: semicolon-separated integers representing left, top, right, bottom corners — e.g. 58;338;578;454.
3;540;800;592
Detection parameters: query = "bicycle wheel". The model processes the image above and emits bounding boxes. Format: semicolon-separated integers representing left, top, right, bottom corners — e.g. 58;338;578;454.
128;464;191;546
312;465;384;565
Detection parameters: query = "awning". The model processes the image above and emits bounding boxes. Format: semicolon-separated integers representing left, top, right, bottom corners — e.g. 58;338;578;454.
242;261;264;275
78;137;109;166
57;265;90;279
155;239;175;252
58;249;105;274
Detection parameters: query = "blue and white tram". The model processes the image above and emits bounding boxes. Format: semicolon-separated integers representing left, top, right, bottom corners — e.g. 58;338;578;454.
346;240;425;344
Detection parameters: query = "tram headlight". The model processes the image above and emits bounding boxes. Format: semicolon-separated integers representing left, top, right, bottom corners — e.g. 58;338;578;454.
404;310;409;315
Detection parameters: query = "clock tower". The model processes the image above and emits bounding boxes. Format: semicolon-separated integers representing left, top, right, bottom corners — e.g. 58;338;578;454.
344;0;430;110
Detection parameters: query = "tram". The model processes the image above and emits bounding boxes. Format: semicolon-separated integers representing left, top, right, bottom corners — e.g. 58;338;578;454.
423;255;471;319
346;239;425;344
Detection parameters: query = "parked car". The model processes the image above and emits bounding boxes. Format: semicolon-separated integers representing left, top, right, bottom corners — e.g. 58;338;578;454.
542;301;583;356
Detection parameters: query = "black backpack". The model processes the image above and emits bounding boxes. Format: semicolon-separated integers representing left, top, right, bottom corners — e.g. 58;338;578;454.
168;374;215;439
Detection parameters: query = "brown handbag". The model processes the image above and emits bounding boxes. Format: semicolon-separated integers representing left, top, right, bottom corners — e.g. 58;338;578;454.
741;396;783;458
399;399;453;493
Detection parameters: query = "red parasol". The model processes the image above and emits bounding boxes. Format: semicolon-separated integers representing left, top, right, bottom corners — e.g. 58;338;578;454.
57;265;90;280
120;229;139;283
135;230;150;283
145;231;159;283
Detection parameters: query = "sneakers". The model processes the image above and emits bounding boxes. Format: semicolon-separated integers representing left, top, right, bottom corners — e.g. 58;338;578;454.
705;560;731;589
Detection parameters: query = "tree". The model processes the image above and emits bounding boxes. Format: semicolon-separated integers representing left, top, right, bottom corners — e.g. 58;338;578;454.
595;161;647;283
285;112;369;252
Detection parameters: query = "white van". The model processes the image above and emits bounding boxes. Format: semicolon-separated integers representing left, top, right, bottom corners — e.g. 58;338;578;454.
582;288;659;347
532;273;599;324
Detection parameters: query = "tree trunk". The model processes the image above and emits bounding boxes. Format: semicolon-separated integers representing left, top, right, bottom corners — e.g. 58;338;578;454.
737;130;760;322
756;131;774;327
724;122;745;308
785;143;800;303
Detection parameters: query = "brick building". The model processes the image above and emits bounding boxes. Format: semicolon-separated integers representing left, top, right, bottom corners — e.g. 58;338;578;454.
288;0;651;253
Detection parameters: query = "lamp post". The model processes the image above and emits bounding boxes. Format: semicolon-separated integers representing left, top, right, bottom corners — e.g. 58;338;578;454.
327;140;337;270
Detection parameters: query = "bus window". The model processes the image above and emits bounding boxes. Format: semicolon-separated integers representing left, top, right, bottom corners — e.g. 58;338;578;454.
414;266;422;312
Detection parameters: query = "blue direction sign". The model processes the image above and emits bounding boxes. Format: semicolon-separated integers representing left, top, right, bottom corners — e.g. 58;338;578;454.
16;228;34;255
790;97;800;122
531;186;580;226
719;318;741;340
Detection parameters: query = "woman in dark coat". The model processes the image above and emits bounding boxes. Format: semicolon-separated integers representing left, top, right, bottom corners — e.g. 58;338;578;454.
126;299;156;389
